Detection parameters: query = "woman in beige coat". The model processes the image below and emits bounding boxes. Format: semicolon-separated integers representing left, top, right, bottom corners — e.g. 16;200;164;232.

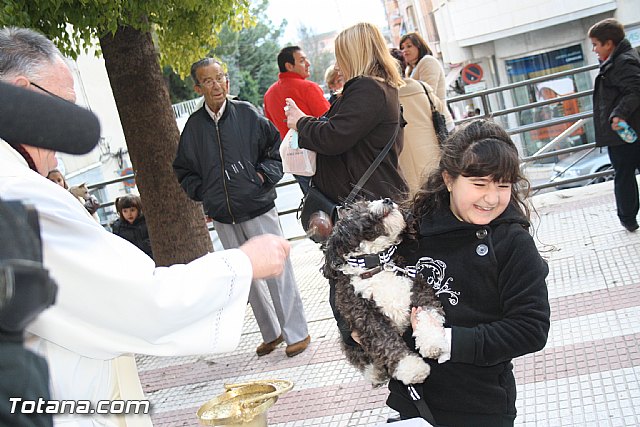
400;32;454;131
390;48;447;195
398;79;446;194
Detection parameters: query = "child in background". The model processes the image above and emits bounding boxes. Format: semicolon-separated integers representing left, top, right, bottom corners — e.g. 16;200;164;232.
47;169;68;189
387;119;550;426
112;194;153;260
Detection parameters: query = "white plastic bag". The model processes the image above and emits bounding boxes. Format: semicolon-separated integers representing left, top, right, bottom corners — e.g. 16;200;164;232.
279;129;316;176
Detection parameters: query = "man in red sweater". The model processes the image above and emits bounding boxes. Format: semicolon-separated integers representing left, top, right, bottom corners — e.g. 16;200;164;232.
264;46;330;194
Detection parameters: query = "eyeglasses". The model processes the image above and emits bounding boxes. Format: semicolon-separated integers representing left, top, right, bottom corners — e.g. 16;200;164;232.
29;81;72;103
198;74;227;88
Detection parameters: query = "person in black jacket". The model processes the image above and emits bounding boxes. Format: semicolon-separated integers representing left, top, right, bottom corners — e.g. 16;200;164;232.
173;58;310;358
111;194;153;260
589;18;640;232
385;120;550;426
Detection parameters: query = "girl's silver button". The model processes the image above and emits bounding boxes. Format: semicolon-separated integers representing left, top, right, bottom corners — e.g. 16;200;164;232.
476;244;489;256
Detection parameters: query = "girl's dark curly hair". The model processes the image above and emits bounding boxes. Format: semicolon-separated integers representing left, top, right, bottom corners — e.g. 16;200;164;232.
404;119;530;234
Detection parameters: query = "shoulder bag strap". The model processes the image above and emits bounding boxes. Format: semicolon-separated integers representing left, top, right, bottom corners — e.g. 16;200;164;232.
407;385;437;425
344;106;402;205
418;81;438;114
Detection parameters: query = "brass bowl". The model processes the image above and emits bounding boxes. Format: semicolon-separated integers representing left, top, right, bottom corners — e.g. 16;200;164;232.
223;379;293;395
197;380;293;426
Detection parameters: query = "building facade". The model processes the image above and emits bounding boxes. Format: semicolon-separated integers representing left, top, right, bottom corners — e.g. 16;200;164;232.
383;0;640;155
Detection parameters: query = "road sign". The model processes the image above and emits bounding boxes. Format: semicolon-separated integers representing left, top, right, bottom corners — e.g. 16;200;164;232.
120;167;136;188
461;63;484;85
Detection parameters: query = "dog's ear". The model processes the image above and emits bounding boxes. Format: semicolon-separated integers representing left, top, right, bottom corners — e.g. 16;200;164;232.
323;213;359;270
322;237;344;280
324;227;346;264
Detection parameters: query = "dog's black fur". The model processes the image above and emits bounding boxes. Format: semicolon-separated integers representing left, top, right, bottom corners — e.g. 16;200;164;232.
323;199;445;385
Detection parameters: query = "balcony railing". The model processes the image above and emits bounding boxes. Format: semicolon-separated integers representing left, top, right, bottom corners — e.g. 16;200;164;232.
172;97;202;119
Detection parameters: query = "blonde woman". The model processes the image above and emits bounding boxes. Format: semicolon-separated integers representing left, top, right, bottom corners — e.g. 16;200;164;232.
285;21;408;354
285;22;408;207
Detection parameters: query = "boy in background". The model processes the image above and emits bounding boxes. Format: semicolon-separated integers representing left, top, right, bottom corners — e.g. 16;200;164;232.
589;18;640;232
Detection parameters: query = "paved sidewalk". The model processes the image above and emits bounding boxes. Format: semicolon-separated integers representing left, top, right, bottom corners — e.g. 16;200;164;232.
137;179;640;427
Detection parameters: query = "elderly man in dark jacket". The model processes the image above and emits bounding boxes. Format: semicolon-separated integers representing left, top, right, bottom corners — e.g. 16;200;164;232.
589;18;640;232
174;58;310;357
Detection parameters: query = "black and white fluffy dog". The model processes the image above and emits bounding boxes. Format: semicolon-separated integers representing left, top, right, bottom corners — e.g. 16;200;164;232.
323;198;447;386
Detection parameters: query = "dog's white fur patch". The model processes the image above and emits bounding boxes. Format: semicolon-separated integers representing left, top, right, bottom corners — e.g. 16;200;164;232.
349;271;413;331
393;354;430;385
413;308;448;359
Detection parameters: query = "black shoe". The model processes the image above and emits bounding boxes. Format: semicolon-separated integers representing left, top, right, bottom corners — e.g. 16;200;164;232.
386;416;401;423
621;220;639;232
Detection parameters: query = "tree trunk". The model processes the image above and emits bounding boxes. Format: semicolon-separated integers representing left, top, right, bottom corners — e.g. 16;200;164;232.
99;26;213;266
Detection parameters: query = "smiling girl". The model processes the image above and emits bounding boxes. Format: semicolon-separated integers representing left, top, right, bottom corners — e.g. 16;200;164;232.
389;119;551;426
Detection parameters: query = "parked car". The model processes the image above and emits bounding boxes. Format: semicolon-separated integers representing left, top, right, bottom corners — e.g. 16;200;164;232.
550;147;613;189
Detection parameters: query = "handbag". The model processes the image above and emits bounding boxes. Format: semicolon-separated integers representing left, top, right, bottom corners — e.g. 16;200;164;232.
279;129;316;176
299;108;402;242
419;81;449;145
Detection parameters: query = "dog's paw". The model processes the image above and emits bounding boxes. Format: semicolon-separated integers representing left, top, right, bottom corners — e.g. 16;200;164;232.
393;354;430;384
363;364;389;386
414;307;448;359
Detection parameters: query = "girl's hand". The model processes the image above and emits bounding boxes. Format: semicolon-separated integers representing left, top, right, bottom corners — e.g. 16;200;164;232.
351;331;361;345
284;98;308;131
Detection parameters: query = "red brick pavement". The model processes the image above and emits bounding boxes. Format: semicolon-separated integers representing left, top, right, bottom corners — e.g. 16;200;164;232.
142;283;640;425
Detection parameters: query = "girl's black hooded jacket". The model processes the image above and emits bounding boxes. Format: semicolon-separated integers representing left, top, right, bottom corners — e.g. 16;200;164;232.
388;203;550;426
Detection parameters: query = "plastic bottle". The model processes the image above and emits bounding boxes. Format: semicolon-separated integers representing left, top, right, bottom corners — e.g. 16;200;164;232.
616;121;638;143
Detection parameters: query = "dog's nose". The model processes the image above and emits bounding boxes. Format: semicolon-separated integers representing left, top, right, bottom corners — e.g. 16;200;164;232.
382;198;392;205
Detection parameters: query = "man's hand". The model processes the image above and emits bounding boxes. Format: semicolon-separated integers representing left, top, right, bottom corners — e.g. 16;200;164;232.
239;235;290;279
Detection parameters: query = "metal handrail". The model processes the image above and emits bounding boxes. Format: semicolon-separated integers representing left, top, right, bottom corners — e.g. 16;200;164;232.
489;90;593;119
448;63;598;104
507;111;593;135
529;119;587;158
172;97;202;119
522;142;596;163
533;169;612;191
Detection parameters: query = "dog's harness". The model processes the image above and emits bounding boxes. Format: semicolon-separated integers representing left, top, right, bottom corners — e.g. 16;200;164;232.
346;245;416;279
